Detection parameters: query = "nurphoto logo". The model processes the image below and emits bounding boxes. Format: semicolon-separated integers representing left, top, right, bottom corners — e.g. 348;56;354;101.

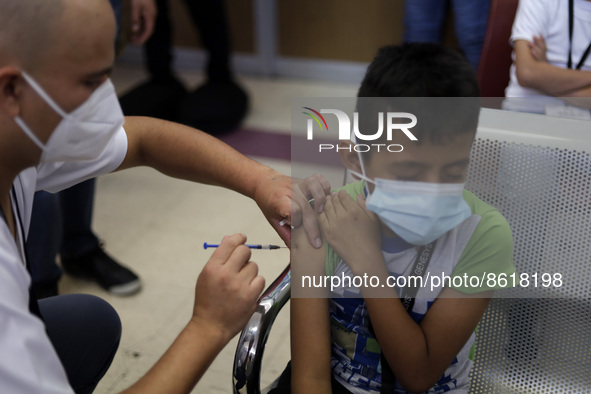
303;107;418;153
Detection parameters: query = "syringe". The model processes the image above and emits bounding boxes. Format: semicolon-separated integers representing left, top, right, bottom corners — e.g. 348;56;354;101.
203;242;285;250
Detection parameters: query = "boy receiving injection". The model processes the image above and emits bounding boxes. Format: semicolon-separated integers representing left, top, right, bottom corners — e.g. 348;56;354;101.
288;43;516;394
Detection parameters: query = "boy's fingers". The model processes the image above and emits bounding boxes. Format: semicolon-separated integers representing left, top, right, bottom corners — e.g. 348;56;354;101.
318;209;330;231
357;194;367;210
323;194;336;220
340;190;359;212
334;191;349;212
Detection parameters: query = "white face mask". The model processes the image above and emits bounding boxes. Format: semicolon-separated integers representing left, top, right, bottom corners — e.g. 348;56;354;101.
352;150;471;245
14;71;124;163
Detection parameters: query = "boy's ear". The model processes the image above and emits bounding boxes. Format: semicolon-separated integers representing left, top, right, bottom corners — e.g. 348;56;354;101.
338;140;363;177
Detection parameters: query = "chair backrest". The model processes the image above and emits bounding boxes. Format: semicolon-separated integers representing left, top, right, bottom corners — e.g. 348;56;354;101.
478;0;519;97
466;108;591;392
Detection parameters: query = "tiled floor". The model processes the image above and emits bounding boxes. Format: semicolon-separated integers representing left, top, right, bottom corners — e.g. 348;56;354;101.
60;61;357;393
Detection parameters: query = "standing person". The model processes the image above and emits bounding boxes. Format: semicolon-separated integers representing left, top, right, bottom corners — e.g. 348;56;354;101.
403;0;491;70
504;0;591;114
0;0;328;392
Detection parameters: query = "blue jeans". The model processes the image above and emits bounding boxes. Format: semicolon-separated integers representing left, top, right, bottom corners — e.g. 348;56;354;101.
110;0;122;43
403;0;491;70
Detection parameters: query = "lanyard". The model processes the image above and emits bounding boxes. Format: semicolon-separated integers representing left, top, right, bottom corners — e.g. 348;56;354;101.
568;0;591;69
0;187;42;318
399;242;437;313
0;190;22;262
380;241;437;394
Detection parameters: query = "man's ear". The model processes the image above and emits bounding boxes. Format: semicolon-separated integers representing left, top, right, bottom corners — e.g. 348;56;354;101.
0;67;22;118
338;140;364;178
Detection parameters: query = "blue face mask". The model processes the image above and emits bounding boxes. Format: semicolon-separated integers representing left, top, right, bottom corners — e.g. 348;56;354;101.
351;156;471;245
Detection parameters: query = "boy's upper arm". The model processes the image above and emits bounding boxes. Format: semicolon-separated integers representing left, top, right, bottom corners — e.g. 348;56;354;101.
290;226;332;393
291;223;327;297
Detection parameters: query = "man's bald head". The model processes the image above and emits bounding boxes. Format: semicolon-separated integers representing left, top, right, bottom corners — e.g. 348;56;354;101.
0;0;116;73
0;0;64;70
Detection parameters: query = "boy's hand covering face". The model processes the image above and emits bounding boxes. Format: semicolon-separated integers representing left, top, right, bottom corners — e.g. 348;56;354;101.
319;190;382;274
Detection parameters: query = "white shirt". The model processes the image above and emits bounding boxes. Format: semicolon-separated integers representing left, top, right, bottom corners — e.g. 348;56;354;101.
505;0;591;99
0;127;127;393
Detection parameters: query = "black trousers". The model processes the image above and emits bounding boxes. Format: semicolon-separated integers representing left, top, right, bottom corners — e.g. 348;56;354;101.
39;294;121;394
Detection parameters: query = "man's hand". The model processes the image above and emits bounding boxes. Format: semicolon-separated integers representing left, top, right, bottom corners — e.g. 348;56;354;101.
318;190;382;274
122;234;264;393
129;0;157;44
191;234;265;343
251;172;292;247
289;175;332;249
252;172;331;249
529;35;548;63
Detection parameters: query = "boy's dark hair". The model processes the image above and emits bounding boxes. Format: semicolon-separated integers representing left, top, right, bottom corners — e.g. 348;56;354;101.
355;43;480;146
358;43;479;98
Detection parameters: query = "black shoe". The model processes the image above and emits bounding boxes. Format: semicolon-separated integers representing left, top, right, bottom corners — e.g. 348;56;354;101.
61;246;142;296
177;80;249;135
118;75;188;122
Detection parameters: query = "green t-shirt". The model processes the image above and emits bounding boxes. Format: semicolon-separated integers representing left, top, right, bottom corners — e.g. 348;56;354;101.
324;181;516;293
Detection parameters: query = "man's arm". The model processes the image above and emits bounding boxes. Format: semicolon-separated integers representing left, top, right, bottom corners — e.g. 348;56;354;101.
290;226;332;394
119;116;331;248
119;116;279;203
119;116;293;239
122;234;265;393
514;40;591;96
